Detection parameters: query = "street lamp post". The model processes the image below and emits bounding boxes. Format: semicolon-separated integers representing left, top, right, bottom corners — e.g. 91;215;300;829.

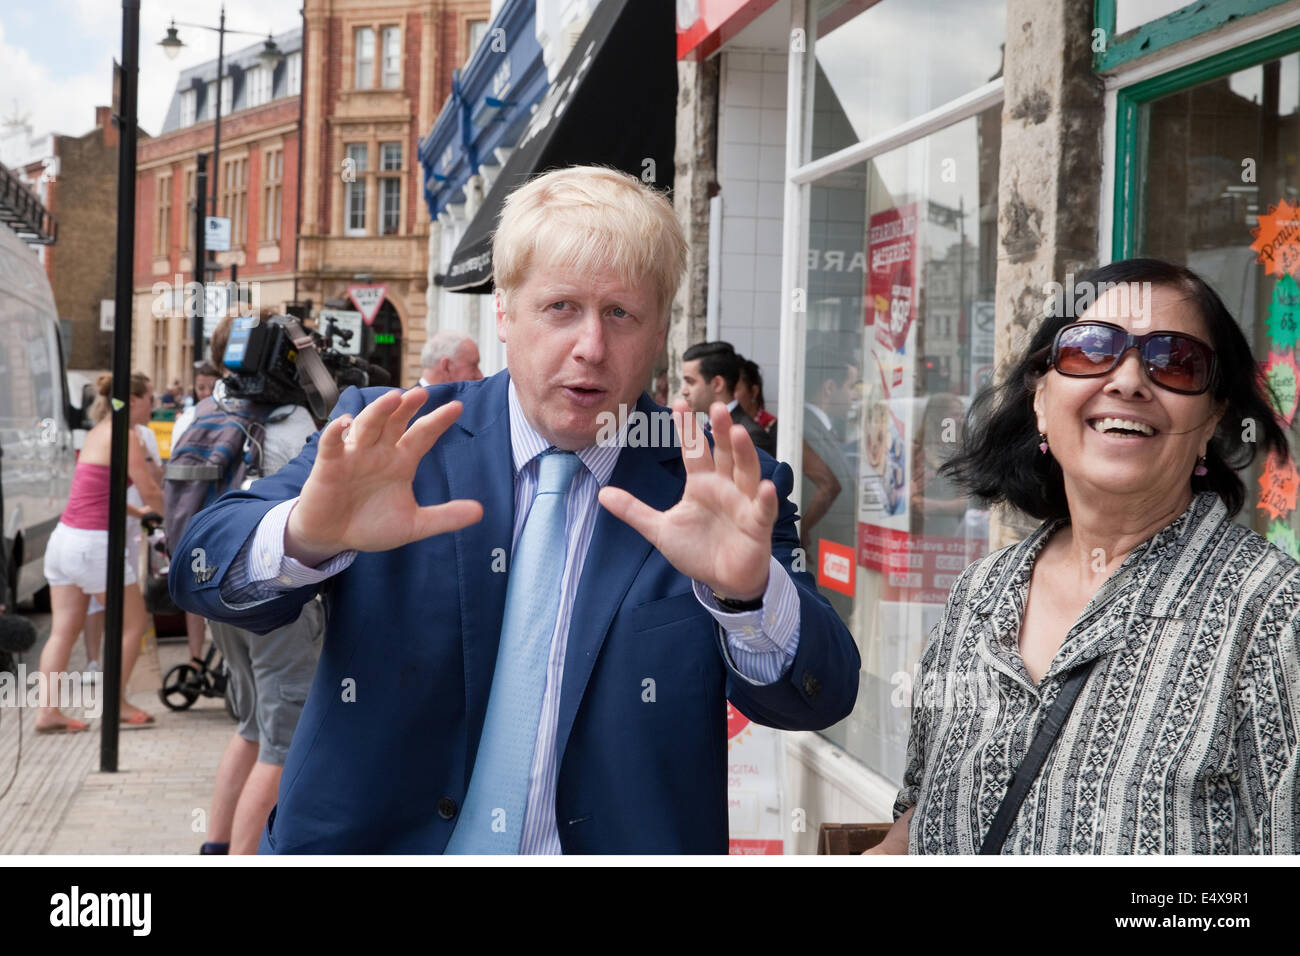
160;6;281;366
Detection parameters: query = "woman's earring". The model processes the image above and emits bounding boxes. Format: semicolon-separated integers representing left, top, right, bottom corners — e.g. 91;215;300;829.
1038;433;1049;454
1194;455;1208;477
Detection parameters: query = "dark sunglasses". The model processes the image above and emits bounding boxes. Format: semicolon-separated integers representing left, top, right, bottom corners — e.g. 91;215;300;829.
1046;321;1217;395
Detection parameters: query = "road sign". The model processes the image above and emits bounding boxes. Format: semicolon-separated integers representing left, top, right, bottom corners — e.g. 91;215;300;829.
320;309;363;356
347;284;388;325
205;216;232;252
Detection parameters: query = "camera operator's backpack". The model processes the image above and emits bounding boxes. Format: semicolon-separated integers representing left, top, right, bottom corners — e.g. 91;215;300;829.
163;392;274;556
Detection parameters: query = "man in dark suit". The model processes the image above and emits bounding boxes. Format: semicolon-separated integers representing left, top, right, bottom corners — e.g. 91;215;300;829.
681;341;777;456
171;166;859;853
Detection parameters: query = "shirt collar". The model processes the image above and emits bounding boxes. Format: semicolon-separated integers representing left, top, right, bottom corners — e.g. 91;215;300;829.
507;378;622;486
726;398;739;413
805;402;832;432
973;490;1225;620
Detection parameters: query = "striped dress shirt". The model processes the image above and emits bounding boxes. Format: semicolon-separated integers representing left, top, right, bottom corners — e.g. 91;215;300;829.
220;381;802;852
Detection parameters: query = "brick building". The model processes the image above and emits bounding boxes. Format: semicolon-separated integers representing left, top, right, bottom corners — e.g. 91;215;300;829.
2;104;128;371
297;0;490;387
131;29;304;390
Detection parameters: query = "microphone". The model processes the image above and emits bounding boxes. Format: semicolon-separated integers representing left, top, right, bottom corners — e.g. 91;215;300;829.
0;613;37;654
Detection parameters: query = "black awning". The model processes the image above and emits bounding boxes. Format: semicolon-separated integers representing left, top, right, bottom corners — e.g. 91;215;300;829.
443;0;676;293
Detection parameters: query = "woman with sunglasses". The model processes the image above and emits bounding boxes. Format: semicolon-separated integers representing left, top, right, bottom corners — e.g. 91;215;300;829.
870;258;1299;854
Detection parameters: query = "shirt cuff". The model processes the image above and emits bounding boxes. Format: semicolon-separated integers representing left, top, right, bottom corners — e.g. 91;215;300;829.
693;556;801;685
251;497;358;585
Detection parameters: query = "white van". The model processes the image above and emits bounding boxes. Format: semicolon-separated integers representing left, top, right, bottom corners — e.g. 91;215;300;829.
0;220;77;608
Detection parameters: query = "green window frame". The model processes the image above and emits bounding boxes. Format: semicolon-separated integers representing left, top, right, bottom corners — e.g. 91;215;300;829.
1112;23;1300;257
1094;0;1294;72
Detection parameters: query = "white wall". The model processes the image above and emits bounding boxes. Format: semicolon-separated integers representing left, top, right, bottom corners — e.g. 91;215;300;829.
715;49;788;415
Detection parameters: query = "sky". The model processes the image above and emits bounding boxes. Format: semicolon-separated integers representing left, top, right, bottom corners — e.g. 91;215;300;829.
0;0;303;142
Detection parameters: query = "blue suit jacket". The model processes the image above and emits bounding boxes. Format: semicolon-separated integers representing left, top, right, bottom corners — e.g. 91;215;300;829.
171;371;860;853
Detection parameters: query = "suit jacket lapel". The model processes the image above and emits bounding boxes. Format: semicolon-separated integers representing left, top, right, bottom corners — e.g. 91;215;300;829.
555;397;686;766
438;372;514;787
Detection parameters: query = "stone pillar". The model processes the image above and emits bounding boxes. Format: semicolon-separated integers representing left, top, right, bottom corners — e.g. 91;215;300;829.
668;56;719;394
989;0;1105;548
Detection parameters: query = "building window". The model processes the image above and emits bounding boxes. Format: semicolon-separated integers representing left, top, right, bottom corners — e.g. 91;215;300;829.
355;27;375;89
182;168;196;251
204;76;232;120
381;26;401;88
245;66;270;108
467;19;488;63
345;143;368;235
155;173;172;256
262;147;283;242
380;177;401;235
286;51;302;96
221;156;248;247
180;89;196;127
380;141;402;171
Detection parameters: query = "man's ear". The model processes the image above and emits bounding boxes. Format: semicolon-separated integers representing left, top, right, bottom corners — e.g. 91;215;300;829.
495;290;508;344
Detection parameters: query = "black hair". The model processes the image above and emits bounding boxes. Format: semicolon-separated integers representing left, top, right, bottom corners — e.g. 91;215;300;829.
738;358;766;411
941;258;1289;519
683;341;740;392
805;343;855;401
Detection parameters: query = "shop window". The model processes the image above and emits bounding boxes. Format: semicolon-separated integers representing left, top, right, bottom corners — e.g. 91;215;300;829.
796;0;1004;778
809;0;1005;161
1120;39;1300;551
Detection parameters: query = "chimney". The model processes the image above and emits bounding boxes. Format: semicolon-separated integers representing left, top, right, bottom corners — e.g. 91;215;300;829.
98;106;119;149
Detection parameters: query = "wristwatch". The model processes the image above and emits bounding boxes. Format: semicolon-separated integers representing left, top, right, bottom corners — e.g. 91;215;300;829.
714;593;763;612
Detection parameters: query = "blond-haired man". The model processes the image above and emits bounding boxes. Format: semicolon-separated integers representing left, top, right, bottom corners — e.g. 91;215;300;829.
173;166;859;853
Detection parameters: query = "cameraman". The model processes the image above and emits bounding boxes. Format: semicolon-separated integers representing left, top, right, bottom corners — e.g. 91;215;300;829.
185;315;326;855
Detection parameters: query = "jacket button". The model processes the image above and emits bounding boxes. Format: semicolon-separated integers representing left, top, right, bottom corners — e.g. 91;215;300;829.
801;672;822;699
437;798;458;820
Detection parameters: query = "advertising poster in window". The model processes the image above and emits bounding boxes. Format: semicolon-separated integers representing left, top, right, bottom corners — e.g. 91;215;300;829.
858;203;918;574
726;702;786;854
857;203;985;606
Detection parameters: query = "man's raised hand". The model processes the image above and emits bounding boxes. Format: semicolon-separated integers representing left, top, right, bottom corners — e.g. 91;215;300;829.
285;389;482;565
598;401;778;601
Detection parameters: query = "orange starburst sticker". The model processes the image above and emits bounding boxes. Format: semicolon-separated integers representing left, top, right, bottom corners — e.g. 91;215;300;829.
1258;453;1299;522
1251;201;1300;277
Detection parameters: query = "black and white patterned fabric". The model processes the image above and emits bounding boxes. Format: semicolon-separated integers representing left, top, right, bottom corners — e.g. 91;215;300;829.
896;491;1300;854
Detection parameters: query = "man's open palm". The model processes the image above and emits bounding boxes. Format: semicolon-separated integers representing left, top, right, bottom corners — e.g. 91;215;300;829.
287;389;482;561
599;401;778;601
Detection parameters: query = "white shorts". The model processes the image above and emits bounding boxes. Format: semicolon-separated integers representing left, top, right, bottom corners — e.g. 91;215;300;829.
43;522;139;596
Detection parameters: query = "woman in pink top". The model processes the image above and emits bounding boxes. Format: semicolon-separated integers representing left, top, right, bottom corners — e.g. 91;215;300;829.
37;372;163;732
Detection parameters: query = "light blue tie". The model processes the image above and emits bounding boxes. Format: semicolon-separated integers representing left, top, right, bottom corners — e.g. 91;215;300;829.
445;449;582;854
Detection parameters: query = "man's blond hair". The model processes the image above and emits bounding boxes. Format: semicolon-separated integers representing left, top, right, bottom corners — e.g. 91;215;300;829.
492;165;686;323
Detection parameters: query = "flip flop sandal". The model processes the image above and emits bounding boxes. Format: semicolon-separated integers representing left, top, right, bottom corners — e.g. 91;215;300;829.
35;720;90;735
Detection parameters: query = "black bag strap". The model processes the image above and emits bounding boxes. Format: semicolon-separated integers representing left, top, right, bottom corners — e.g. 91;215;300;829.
282;316;339;424
980;658;1098;855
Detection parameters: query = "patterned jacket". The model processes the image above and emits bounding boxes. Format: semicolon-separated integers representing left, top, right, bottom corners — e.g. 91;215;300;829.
896;491;1300;854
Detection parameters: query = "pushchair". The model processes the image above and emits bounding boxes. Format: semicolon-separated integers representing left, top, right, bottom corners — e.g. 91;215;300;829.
140;513;236;718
